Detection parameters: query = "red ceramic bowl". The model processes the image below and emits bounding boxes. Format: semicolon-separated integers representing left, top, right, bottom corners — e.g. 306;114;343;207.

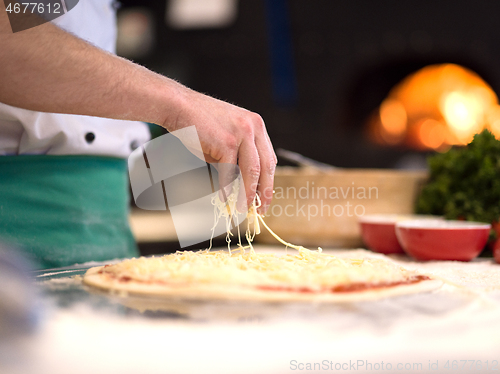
395;220;491;261
359;215;440;254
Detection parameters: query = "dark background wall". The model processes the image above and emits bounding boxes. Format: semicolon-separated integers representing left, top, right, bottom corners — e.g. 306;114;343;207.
119;0;500;168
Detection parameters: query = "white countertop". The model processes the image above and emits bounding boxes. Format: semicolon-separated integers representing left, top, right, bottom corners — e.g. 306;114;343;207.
3;247;500;374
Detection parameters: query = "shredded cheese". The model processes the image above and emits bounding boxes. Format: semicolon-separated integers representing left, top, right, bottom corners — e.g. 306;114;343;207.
209;178;320;255
100;249;416;289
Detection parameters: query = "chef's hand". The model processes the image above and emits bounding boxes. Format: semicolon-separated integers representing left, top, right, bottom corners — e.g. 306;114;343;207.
164;85;277;214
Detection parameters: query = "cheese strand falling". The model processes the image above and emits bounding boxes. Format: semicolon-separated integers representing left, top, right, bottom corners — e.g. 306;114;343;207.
210;178;323;255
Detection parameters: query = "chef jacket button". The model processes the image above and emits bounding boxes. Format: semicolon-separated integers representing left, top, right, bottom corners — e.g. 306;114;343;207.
130;140;140;150
85;132;96;143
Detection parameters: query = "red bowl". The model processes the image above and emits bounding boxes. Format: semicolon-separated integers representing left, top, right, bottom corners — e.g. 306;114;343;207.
359;215;439;254
396;220;491;261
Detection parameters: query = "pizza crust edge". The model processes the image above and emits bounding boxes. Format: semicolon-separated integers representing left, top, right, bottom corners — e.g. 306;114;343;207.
82;265;443;303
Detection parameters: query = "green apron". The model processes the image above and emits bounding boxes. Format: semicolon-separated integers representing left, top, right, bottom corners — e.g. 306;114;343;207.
0;155;139;269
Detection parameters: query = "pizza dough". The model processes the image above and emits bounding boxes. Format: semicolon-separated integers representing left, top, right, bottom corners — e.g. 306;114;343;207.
83;249;442;303
84;187;441;304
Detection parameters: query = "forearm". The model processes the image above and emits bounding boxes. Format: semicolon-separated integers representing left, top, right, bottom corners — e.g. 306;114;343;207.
0;7;181;126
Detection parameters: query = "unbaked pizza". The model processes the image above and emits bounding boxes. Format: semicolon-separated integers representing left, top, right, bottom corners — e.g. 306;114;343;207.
83;188;442;303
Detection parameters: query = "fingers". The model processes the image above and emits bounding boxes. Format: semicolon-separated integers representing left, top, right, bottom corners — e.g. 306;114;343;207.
235;114;276;215
254;130;277;214
217;149;239;207
237;137;261;211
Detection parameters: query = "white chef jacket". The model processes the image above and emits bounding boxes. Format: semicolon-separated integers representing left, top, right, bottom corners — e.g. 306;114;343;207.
0;0;150;157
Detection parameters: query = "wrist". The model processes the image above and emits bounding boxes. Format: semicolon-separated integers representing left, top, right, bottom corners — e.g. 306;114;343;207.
153;76;190;132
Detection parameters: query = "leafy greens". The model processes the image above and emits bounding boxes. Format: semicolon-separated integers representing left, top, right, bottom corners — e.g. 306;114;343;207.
416;129;500;229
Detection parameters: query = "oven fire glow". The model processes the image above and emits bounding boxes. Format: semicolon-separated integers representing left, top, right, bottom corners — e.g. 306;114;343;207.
369;63;500;150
